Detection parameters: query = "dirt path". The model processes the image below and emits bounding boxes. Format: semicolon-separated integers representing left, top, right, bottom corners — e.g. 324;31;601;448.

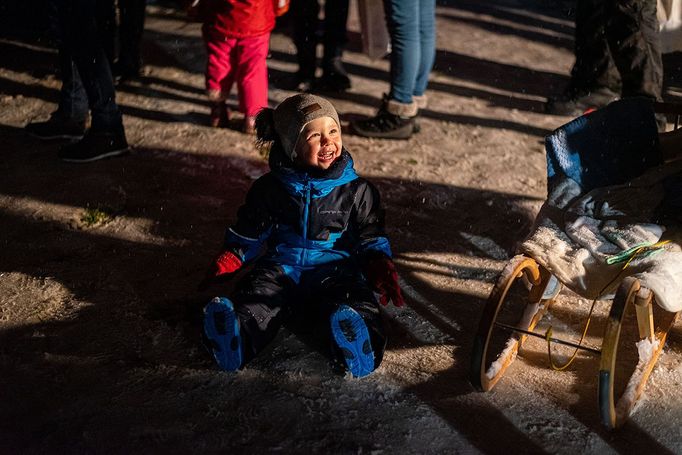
2;0;682;452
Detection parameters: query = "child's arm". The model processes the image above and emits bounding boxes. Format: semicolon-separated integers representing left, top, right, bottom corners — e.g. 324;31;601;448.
222;177;275;263
200;178;274;288
354;181;404;307
353;182;392;259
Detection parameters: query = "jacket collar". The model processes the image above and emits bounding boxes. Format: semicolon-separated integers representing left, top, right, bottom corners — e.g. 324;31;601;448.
270;146;358;197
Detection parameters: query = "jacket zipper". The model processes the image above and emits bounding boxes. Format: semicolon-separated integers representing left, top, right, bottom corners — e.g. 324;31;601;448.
301;181;311;266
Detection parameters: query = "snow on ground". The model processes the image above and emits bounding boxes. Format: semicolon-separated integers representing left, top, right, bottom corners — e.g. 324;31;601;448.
2;0;682;452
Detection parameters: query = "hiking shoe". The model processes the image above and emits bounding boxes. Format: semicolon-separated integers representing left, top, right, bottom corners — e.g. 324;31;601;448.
58;130;129;163
545;86;619;116
351;97;418;140
330;305;375;378
203;297;243;371
25;113;85;140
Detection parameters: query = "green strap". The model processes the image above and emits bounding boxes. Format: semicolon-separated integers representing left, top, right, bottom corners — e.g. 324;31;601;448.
606;241;668;265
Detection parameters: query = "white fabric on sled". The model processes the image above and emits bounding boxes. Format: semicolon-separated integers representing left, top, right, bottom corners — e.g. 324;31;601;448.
521;162;682;312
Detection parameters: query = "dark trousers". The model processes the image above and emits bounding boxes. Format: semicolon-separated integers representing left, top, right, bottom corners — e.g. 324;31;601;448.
570;0;662;100
56;0;123;131
118;0;147;73
290;0;349;79
230;261;387;369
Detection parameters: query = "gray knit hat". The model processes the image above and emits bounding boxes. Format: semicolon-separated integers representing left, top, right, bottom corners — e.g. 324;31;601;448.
273;94;341;161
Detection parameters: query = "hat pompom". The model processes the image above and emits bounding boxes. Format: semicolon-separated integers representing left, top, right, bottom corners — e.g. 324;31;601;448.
255;108;278;157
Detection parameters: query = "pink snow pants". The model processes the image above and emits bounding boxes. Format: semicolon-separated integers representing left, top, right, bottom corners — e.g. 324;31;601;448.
203;28;270;117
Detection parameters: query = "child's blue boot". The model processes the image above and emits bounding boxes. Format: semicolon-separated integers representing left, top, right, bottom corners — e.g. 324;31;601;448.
203;297;242;371
330;305;375;378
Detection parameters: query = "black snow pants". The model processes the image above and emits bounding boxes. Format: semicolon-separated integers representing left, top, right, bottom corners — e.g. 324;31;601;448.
229;259;387;369
570;0;662;100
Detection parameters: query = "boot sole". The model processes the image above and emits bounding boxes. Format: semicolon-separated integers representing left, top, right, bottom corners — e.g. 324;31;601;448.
331;305;374;378
60;147;130;163
203;297;242;371
27;132;84;141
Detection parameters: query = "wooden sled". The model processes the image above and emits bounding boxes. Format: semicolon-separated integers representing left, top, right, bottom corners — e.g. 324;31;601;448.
470;254;679;429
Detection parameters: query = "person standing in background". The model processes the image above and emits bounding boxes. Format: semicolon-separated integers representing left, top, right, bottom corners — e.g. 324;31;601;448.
114;0;148;83
350;0;436;139
197;0;276;133
25;0;129;163
545;0;663;122
290;0;352;92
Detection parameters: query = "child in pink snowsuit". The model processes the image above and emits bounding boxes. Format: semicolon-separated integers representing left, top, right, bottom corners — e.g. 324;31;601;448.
200;0;275;133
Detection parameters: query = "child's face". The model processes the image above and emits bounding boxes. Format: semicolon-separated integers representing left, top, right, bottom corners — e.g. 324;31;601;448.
294;116;342;170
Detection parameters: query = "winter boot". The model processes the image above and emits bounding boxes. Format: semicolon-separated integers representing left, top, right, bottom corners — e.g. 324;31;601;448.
350;96;418;140
330;305;375;378
545;86;619;116
203;297;243;371
317;56;351;92
58;129;129;163
25;111;86;140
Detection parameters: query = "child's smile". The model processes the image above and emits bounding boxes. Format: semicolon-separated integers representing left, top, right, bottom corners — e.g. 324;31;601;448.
295;116;342;170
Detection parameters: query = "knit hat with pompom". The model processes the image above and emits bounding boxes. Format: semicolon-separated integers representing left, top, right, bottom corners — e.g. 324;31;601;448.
255;94;340;161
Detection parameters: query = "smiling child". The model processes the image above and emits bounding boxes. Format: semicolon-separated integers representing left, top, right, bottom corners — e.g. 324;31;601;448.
200;94;403;377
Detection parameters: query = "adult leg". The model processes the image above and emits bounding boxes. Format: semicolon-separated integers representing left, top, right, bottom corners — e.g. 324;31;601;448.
235;33;270;133
290;0;320;87
413;0;436;100
58;0;128;162
350;0;420;139
25;2;88;140
545;0;620;115
606;0;663;100
319;0;351;91
117;0;147;79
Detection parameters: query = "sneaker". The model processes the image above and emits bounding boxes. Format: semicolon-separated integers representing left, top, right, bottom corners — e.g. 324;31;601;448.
58;130;129;163
545;86;619;116
330;305;375;378
203;297;243;371
25;113;86;140
350;96;418;140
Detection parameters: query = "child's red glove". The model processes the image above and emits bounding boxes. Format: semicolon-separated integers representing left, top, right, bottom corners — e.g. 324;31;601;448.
198;251;243;290
363;254;405;307
213;251;242;276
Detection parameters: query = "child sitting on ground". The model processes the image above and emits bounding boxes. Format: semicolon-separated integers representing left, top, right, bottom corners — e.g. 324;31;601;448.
201;94;404;377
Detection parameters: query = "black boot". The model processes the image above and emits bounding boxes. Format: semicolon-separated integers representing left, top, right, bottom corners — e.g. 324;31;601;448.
350;96;418;140
25;111;86;140
317;57;351;92
58;129;129;163
545;86;619;116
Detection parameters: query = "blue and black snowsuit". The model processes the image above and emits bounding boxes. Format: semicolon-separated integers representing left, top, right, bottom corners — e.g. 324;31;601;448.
222;147;391;367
